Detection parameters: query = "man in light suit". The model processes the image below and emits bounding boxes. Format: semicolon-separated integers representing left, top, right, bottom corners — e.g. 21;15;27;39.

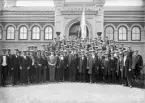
47;51;57;82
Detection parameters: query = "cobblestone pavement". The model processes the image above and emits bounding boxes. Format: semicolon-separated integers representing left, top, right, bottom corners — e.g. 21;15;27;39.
0;82;145;103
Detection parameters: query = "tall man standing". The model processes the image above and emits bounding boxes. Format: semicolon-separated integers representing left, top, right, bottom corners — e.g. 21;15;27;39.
11;49;21;85
1;49;9;87
123;50;132;88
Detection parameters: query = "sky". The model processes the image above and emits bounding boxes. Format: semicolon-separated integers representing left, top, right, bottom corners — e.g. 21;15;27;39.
16;0;143;6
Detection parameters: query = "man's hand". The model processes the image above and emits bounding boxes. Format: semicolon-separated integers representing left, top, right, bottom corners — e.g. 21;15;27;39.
20;66;22;70
11;68;13;70
27;67;30;70
129;68;131;71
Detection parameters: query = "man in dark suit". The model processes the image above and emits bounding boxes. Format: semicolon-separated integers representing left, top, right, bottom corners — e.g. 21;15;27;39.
132;50;143;80
7;49;13;83
88;50;96;83
123;50;132;88
1;49;9;87
78;51;87;82
20;51;30;84
36;50;43;83
102;53;111;83
11;49;21;85
63;50;69;81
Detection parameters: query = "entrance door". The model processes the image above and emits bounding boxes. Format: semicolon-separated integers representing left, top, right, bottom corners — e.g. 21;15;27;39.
69;22;89;38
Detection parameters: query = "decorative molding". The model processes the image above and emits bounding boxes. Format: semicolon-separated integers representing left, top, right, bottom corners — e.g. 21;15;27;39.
42;23;54;30
17;23;29;30
4;23;17;30
130;24;144;30
117;24;130;30
62;5;102;11
104;24;117;31
30;23;43;30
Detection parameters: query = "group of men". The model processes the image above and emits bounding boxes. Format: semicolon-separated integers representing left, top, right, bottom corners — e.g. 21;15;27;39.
0;36;144;88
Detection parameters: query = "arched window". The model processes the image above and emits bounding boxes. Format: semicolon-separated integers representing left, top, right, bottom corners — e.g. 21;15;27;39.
7;26;15;40
118;26;127;41
44;26;53;40
105;26;114;40
19;26;28;40
131;26;141;41
0;27;2;39
32;26;40;40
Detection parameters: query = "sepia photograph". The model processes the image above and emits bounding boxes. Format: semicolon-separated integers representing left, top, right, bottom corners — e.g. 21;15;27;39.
0;0;145;103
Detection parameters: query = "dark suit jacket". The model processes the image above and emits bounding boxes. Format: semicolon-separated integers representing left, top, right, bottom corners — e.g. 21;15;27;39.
78;56;87;73
21;56;30;70
88;56;96;75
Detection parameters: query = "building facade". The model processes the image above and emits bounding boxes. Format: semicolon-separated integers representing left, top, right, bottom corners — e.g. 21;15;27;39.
0;0;145;61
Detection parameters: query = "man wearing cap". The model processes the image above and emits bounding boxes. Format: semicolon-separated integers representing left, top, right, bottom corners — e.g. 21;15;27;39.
47;51;57;82
102;53;111;83
55;51;60;82
20;51;30;84
88;50;96;83
132;50;143;80
110;52;116;84
41;52;48;82
7;49;13;82
63;50;69;81
117;52;124;84
78;51;87;82
36;50;43;83
123;50;132;88
11;49;21;85
1;49;9;87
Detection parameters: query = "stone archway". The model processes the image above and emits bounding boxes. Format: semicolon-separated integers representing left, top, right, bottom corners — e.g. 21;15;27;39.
65;17;93;40
69;22;89;38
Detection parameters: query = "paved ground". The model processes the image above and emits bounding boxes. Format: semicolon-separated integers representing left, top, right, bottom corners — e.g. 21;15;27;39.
0;82;145;103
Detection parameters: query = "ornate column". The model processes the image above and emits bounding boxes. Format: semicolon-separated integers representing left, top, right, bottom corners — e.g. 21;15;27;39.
95;5;104;40
54;0;64;40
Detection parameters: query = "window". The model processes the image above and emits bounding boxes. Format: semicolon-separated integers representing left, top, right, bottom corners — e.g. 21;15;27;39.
131;26;141;41
44;26;53;40
19;26;28;40
32;26;40;40
105;26;114;40
7;26;15;40
0;27;2;39
118;26;127;41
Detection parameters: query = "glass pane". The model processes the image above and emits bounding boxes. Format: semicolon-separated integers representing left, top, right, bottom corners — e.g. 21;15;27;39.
7;26;14;39
45;26;53;39
32;26;40;39
20;26;27;39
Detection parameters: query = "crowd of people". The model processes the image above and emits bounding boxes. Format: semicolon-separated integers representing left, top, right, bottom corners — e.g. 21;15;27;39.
0;36;144;88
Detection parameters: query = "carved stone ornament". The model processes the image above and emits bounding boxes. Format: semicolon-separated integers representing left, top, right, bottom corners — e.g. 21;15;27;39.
62;5;102;11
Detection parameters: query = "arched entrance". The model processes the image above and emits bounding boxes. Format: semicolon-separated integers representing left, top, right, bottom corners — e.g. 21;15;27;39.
69;22;89;38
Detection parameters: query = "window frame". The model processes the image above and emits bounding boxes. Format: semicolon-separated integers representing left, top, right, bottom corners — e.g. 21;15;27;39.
6;25;15;40
31;26;41;40
118;26;128;41
44;26;53;40
105;26;114;40
131;26;141;41
19;26;28;40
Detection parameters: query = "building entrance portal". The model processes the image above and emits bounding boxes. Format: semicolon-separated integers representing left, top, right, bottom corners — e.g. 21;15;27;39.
69;22;89;39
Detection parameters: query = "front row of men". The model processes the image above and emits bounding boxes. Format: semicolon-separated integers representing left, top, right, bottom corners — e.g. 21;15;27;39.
0;48;143;88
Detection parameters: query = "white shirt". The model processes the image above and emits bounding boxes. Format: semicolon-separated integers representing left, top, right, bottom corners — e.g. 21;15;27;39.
124;56;127;66
2;55;7;66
